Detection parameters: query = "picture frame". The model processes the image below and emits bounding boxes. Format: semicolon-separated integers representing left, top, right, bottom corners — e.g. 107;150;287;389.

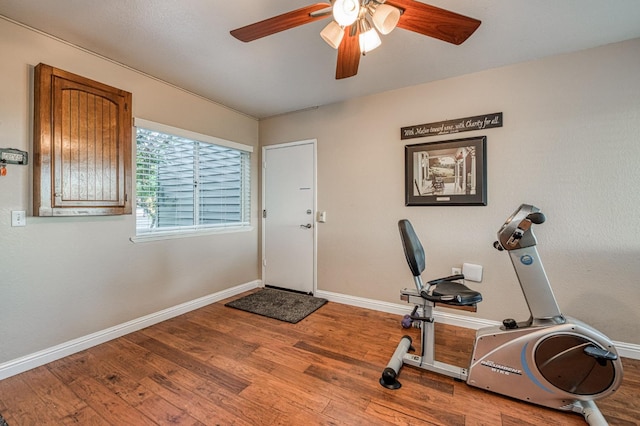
405;136;487;206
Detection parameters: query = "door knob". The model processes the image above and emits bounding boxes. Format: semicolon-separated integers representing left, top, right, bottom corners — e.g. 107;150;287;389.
300;224;312;229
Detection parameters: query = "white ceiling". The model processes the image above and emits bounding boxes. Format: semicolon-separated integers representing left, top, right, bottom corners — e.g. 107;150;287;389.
2;1;640;119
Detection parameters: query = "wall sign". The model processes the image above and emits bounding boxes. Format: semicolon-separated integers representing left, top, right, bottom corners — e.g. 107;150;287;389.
401;112;502;140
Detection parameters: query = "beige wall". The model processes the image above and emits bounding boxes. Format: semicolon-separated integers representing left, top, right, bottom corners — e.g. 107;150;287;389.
0;18;260;363
260;38;640;344
2;13;639;367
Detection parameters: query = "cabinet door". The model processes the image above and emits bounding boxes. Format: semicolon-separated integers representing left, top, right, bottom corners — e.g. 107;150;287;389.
33;63;132;216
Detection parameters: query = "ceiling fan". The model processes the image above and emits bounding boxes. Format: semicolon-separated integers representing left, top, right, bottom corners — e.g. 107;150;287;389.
230;0;481;79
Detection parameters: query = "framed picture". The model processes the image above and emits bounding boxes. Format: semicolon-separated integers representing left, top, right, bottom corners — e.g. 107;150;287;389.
405;136;487;206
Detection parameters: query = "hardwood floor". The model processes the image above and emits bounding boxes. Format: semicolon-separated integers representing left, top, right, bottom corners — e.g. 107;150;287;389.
0;292;638;425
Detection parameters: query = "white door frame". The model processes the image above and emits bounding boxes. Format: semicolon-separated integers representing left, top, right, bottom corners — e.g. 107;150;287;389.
261;139;317;294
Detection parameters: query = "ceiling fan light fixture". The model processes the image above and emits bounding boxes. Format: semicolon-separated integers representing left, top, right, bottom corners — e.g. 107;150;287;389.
371;4;400;35
332;0;360;27
358;19;381;55
230;1;481;80
320;20;344;49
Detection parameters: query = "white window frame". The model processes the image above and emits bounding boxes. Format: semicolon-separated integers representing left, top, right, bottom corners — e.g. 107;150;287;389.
131;118;253;243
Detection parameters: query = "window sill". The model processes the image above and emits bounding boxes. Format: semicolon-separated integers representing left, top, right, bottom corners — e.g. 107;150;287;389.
129;225;254;243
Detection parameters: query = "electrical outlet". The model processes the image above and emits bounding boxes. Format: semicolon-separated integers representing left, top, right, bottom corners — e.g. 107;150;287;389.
452;267;462;275
11;210;26;227
463;263;483;282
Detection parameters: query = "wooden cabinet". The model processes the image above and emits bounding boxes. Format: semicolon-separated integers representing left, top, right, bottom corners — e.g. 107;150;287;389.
33;63;132;216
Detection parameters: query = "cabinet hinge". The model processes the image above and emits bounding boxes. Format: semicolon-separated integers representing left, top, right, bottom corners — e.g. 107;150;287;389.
262;209;267;219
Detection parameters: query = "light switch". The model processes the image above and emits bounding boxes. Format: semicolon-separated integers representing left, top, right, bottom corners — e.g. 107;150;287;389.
11;210;26;227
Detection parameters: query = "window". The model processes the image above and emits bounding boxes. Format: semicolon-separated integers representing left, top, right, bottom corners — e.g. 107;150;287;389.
134;119;252;239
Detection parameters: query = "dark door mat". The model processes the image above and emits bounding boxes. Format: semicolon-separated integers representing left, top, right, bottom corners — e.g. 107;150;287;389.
225;288;327;323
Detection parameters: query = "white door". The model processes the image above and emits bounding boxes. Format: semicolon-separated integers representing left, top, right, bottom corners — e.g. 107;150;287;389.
263;140;316;293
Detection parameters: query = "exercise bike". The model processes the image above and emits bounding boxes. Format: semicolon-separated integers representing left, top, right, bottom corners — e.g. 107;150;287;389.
380;204;623;425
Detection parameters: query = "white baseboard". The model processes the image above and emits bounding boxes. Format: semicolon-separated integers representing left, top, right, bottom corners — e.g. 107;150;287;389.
314;290;500;330
0;280;261;380
315;290;640;360
2;281;637;381
612;341;640;360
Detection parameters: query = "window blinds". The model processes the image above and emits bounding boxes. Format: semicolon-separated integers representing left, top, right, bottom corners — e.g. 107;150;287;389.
135;121;251;236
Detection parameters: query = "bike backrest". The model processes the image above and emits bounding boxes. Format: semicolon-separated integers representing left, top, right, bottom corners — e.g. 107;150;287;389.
398;220;425;278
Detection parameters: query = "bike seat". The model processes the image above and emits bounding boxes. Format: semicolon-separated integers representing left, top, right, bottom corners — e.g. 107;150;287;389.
421;280;482;306
398;219;482;306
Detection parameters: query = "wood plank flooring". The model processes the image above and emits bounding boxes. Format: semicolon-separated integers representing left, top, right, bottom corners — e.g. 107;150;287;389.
0;291;638;425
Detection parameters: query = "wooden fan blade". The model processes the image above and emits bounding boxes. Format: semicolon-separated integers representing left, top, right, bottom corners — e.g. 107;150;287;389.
336;25;361;79
386;0;481;45
230;3;331;42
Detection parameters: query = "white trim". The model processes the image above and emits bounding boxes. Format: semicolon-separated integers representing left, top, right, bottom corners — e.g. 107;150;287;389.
134;117;253;153
2;283;637;381
315;290;498;329
0;280;262;380
314;289;640;360
130;225;254;243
